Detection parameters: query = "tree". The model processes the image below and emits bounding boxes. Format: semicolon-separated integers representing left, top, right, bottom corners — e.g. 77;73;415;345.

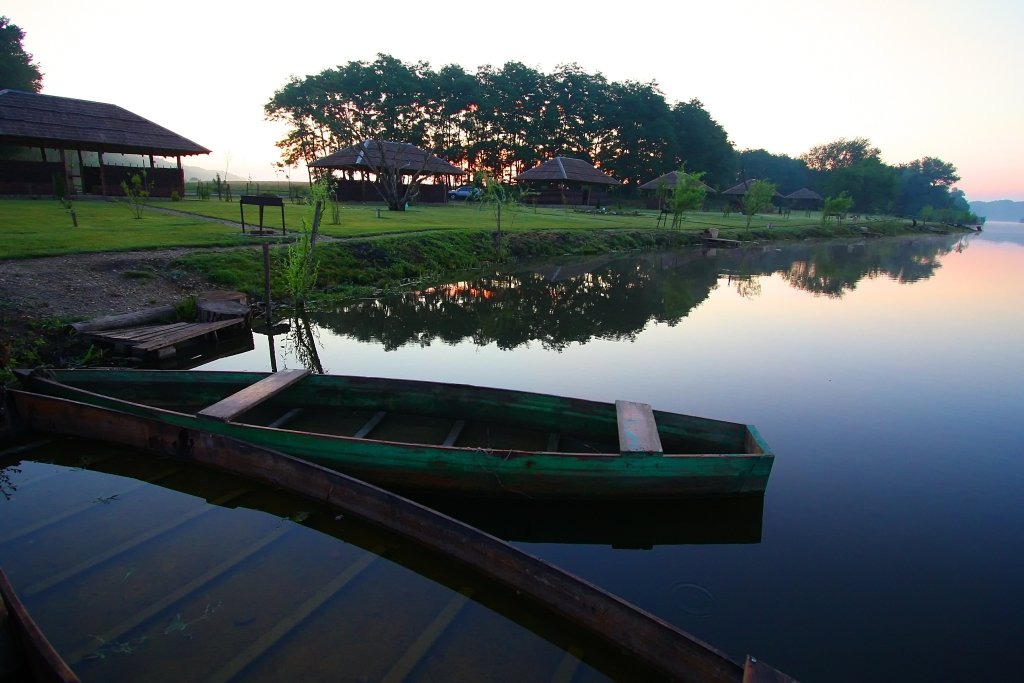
823;191;855;224
668;99;735;188
598;80;673;187
736;149;809;195
893;157;962;218
800;137;880;172
360;140;435;212
824;157;898;214
0;16;43;92
667;168;707;228
742;180;777;227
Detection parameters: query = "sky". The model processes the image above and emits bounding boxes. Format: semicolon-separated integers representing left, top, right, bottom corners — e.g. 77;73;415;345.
7;0;1023;201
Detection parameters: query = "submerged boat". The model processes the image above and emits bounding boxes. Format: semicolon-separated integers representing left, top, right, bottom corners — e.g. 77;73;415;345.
2;388;792;682
0;567;79;683
12;368;774;500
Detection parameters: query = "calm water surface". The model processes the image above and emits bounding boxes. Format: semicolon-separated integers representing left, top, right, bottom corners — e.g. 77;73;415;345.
6;223;1023;681
204;223;1024;682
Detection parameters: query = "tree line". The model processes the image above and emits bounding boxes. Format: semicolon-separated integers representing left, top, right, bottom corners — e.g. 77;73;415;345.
266;54;975;223
0;16;974;225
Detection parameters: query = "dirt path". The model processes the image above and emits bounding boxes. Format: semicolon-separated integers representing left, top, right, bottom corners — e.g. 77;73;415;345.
0;248;227;321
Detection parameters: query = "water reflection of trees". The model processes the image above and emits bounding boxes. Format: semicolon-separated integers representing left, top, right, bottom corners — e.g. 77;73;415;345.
308;236;960;351
779;238;955;298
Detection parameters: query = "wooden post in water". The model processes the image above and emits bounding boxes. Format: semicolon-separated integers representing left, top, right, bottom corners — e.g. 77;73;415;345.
262;241;272;326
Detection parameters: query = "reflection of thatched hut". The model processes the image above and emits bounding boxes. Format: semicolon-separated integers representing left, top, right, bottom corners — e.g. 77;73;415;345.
310;140;465;205
784;187;824;212
515;157;620;206
637;171;716;210
0;89;210;197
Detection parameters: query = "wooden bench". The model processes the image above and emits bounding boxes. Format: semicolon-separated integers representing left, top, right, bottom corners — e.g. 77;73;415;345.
198;369;310;422
615;400;664;455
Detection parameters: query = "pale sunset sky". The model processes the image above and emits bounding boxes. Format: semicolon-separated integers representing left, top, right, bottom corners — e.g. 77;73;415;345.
8;0;1023;201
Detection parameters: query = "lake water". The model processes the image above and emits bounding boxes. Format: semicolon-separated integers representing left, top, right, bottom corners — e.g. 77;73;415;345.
199;222;1024;682
5;223;1022;681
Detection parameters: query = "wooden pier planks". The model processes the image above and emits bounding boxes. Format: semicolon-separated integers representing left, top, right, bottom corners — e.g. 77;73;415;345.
81;318;247;358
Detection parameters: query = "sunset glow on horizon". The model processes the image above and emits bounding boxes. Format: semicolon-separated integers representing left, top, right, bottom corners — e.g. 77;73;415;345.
7;0;1022;201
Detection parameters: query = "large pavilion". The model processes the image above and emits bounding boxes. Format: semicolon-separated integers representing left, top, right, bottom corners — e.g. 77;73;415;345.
515;157;620;206
0;89;210;197
310;140;465;205
784;187;824;211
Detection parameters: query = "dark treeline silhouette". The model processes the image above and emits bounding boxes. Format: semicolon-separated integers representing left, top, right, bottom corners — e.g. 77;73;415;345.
265;55;734;188
267;56;976;223
307;236;963;352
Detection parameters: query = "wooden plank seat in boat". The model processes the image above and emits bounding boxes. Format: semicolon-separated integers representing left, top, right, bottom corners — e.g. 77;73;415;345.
198;369;311;422
615;400;664;455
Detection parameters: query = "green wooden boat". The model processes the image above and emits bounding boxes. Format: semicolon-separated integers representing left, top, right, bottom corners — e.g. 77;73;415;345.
2;389;793;682
13;368;774;500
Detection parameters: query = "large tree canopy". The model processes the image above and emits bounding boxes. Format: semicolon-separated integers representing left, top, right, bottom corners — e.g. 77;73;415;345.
266;55;730;187
800;137;880;171
0;16;43;92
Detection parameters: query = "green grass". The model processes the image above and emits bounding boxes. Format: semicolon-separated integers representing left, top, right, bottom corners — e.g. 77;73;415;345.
0;195;908;260
0;198;266;258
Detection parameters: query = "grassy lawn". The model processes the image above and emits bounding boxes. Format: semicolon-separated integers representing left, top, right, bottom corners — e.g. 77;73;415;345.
164;197;829;236
0;199;264;258
2;195;873;260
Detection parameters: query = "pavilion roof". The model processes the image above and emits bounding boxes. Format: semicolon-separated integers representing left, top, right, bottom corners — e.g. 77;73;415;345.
637;170;716;192
515;157;621;185
721;179;783;197
784;187;824;200
0;89;210;156
309;140;465;175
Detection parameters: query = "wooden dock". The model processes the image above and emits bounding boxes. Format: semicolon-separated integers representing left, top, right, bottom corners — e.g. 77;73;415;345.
81;318;247;360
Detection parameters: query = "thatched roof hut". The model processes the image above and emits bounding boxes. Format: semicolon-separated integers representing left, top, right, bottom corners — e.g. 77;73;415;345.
310;140;465;176
310;140;464;208
0;89;210;156
721;179;782;196
784;187;824;211
515;156;620;185
637;171;716;193
515;157;619;206
0;89;209;196
784;188;823;201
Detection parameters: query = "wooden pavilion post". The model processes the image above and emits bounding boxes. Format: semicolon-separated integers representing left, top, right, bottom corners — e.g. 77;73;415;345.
176;156;184;197
58;147;72;197
98;151;107;196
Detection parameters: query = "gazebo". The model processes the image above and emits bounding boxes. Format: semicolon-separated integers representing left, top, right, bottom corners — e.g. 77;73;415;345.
720;179;783;209
637;171;716;210
0;89;210;197
310;140;465;207
784;187;824;212
515;157;620;206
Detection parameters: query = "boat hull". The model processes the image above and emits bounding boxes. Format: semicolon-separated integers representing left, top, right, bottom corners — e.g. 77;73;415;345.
13;369;774;500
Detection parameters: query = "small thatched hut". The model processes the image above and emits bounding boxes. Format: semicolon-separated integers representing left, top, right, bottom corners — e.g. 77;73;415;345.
784;187;824;211
515;157;620;206
310;140;465;206
0;89;210;197
637;171;716;210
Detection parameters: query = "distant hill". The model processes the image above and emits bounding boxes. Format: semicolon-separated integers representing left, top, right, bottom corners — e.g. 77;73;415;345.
970;200;1024;222
183;165;246;182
